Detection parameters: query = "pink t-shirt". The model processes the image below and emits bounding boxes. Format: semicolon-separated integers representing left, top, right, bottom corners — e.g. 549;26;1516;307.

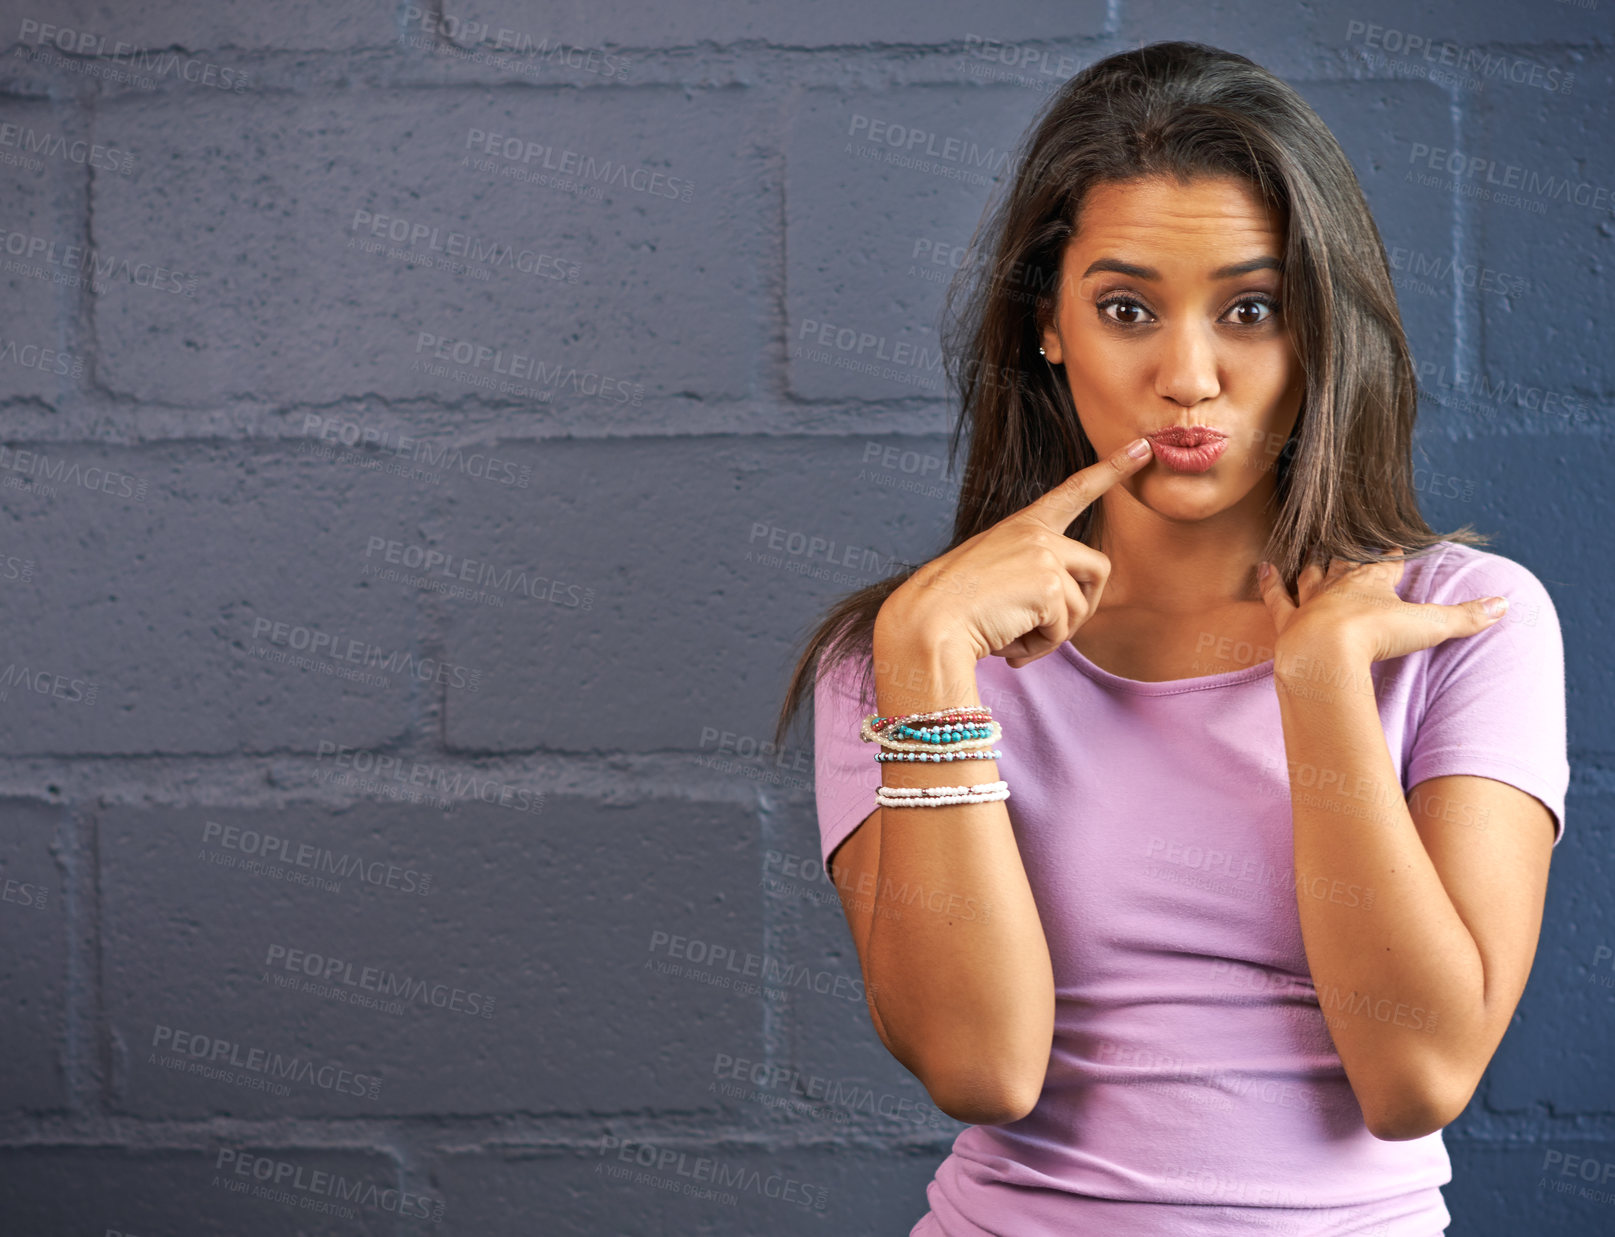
812;541;1568;1237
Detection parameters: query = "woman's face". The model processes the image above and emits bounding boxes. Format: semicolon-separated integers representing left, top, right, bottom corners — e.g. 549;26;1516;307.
1039;174;1306;525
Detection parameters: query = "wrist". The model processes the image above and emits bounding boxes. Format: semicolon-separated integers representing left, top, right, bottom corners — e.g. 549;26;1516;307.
1273;630;1375;697
875;592;973;658
872;609;980;715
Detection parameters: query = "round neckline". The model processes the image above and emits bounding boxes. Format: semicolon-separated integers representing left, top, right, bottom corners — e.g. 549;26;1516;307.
1057;639;1275;696
1050;541;1460;695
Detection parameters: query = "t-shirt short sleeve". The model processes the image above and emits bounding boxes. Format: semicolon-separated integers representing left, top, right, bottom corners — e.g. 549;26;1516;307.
1404;548;1570;846
812;646;884;872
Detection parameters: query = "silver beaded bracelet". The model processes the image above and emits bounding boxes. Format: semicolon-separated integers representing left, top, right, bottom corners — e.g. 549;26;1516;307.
875;749;1002;762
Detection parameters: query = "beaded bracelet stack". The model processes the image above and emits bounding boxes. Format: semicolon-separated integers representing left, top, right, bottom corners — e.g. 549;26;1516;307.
860;706;1010;809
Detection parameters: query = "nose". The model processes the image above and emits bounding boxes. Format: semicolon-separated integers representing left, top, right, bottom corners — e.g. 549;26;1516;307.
1153;321;1221;408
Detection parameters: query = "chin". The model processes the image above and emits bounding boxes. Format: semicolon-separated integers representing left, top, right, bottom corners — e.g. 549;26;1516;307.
1135;482;1238;523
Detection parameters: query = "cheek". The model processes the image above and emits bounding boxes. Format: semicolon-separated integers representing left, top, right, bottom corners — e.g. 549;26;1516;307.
1237;344;1303;411
1063;327;1140;394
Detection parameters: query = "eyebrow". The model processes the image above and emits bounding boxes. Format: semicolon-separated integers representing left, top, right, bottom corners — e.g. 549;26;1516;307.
1082;256;1283;280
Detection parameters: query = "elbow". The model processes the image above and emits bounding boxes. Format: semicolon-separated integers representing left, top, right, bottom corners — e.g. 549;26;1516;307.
1364;1102;1446;1142
920;1060;1047;1127
872;974;1055;1127
1363;1069;1473;1142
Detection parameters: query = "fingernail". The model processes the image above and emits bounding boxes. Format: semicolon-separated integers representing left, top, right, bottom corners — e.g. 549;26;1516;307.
1483;596;1508;618
1126;437;1151;459
1257;561;1271;583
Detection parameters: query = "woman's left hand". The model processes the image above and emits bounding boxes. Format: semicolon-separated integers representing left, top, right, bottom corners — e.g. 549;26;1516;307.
1257;550;1511;666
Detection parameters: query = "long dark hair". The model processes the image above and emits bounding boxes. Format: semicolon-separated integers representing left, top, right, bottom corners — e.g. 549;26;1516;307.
772;39;1485;749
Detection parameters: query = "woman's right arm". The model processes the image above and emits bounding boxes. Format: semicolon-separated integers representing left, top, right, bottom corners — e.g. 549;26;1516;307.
825;435;1155;1126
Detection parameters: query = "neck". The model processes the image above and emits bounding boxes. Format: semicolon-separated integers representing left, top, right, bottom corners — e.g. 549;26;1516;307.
1087;480;1278;613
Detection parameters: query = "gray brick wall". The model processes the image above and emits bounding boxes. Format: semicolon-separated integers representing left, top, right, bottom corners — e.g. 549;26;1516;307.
0;2;1608;1233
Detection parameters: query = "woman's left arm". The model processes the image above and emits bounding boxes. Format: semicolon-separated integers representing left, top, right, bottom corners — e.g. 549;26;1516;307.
1258;553;1557;1144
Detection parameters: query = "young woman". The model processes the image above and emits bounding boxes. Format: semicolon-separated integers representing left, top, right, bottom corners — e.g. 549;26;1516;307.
772;41;1568;1237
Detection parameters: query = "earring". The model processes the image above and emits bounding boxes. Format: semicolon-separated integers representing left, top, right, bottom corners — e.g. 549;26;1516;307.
1038;346;1046;357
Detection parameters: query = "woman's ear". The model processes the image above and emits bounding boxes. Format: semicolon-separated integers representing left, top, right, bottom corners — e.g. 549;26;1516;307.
1038;315;1063;365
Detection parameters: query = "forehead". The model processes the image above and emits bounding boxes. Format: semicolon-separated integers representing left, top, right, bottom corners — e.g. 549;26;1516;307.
1069;175;1285;260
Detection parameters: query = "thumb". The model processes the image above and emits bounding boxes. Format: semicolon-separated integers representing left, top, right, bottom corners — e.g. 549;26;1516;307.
1256;561;1295;619
1434;594;1510;637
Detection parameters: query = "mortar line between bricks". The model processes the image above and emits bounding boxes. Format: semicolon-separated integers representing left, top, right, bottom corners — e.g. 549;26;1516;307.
88;807;117;1118
8;50;1613;105
1449;91;1473;378
63;802;99;1117
52;92;94;413
758;791;788;1088
773;85;798;409
7;1113;1614;1151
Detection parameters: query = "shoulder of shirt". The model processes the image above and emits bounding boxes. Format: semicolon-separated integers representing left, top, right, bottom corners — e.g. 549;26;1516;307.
812;641;878;709
1399;540;1558;619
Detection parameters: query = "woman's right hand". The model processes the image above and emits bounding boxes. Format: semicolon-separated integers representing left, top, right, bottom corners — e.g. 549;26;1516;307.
880;437;1154;669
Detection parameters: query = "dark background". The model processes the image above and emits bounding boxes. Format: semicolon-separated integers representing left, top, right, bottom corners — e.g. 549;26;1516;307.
0;2;1609;1233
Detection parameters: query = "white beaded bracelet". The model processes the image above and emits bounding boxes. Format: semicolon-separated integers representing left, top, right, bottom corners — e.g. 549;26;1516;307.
880;781;1008;797
876;788;1010;808
875;781;1011;808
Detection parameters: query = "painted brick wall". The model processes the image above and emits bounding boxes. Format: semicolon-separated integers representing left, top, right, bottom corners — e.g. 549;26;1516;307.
0;2;1608;1233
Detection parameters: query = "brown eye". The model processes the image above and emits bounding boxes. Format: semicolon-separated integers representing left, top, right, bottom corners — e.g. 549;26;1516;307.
1225;296;1278;326
1098;296;1152;325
